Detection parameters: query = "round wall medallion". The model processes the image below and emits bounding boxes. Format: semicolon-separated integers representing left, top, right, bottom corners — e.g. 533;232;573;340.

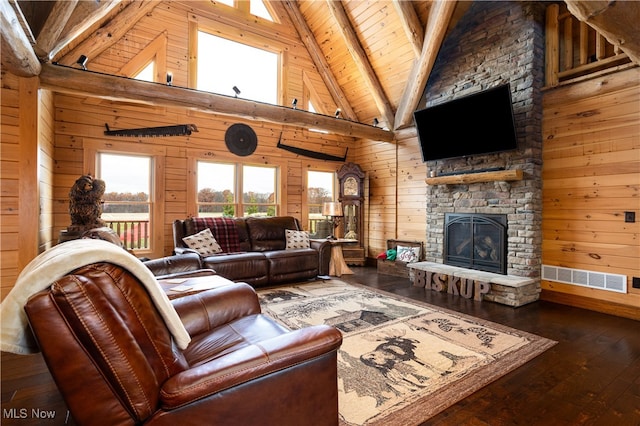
225;123;257;156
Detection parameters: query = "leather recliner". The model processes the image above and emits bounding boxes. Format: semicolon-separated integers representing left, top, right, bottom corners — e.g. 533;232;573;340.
24;262;343;425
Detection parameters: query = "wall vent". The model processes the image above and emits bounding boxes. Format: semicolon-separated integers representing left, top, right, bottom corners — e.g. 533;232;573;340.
542;265;627;293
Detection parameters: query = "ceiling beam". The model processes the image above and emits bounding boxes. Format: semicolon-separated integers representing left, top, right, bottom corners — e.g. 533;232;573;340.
33;0;78;60
57;1;158;67
392;0;423;59
279;0;357;121
50;0;126;62
0;1;41;77
38;63;394;142
565;0;640;66
325;0;396;129
393;0;457;131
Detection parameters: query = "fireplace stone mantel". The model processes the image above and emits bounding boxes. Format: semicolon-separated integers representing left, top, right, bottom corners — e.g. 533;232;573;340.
425;169;523;185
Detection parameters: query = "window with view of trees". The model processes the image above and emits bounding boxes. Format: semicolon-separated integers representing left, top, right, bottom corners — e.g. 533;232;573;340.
98;153;152;251
307;170;335;232
197;161;278;217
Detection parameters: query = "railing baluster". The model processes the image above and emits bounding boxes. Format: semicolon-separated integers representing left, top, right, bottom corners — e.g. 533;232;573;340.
106;220;150;250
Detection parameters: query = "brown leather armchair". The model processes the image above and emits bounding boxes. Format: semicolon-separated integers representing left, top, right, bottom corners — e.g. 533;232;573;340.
24;262;342;425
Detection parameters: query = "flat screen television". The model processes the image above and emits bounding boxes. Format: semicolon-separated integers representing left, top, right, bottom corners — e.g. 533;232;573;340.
414;84;518;162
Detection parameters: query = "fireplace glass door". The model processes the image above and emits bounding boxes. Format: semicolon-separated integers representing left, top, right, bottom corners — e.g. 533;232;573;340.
444;213;507;274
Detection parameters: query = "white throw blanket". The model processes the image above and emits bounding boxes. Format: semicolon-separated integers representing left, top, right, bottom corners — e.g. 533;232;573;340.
0;239;191;354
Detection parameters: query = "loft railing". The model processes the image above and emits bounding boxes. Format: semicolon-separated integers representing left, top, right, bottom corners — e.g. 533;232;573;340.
105;220;150;250
545;4;631;87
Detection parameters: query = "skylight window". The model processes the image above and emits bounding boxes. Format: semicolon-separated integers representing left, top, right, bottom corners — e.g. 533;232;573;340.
196;32;278;104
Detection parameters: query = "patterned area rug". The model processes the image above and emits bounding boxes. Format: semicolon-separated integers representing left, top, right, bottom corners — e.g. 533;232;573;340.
257;279;556;426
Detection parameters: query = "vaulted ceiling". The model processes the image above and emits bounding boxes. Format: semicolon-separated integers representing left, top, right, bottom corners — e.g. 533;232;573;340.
1;0;638;138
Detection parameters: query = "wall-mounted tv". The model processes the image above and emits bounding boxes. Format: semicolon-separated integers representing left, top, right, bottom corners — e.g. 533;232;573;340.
414;84;518;162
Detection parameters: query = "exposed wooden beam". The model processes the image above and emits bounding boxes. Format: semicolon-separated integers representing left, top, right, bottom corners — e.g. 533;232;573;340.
394;0;457;130
325;0;395;129
38;63;394;142
33;0;78;60
279;0;357;120
565;0;640;66
57;1;158;67
392;0;423;59
0;1;41;77
50;0;126;62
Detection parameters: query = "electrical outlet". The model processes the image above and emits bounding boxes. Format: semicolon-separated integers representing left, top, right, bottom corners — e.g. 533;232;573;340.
624;211;635;223
633;277;640;289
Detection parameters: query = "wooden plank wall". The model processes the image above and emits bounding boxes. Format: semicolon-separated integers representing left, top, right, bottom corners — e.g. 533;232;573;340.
353;129;427;262
542;66;640;314
0;74;55;296
0;71;21;293
47;1;357;260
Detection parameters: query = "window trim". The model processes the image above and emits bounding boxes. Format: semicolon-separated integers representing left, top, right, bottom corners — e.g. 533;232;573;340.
83;139;166;258
119;32;168;82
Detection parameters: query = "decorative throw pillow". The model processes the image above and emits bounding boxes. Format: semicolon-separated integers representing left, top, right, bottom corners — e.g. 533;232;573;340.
385;249;397;261
182;228;222;256
396;245;420;263
285;229;310;250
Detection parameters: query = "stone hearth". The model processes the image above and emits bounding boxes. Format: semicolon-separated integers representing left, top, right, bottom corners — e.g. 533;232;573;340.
408;262;541;307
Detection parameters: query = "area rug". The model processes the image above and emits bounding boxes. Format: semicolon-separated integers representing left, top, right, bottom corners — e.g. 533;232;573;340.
256;279;556;426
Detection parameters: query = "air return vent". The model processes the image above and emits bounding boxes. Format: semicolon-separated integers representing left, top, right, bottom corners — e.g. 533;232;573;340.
542;265;627;293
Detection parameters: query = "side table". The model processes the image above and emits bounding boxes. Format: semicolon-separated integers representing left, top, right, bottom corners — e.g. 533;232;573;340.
313;238;356;277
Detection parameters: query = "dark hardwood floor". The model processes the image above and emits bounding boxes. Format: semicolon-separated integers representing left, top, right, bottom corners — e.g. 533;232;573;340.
2;266;639;425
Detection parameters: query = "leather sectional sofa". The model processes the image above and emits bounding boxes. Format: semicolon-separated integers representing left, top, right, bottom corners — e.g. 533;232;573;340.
170;216;331;287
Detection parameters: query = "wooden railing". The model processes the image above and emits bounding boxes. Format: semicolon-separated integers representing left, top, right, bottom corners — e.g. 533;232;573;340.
308;218;324;235
545;4;631;87
105;220;150;250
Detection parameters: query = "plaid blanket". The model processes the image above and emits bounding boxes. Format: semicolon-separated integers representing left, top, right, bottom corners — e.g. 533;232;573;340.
191;217;241;253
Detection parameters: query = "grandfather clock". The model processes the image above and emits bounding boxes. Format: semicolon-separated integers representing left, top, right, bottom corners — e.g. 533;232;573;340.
338;163;366;265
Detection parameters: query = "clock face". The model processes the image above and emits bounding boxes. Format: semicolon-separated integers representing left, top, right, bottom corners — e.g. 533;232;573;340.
343;176;359;196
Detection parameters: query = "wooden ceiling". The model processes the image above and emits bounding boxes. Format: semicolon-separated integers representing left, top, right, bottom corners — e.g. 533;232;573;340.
1;1;638;137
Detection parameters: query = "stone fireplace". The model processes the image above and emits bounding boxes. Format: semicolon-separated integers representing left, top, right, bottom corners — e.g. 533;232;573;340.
421;1;545;281
444;213;507;275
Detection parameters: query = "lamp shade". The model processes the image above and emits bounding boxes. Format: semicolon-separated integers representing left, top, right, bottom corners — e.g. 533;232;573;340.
322;202;343;217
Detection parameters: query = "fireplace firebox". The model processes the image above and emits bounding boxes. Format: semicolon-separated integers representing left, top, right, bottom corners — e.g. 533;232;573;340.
444;213;507;274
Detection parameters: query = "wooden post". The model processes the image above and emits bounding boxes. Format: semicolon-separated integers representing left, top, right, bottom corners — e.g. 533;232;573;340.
545;4;559;87
18;77;40;271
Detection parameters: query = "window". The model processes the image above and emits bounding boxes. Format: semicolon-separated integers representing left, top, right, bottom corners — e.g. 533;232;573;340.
215;0;273;21
250;0;273;21
196;32;278;104
197;161;278;217
134;61;155;82
97;153;152;251
307;170;336;232
243;165;277;216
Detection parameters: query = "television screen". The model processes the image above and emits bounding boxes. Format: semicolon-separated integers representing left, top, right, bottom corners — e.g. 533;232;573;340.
414;84;518;162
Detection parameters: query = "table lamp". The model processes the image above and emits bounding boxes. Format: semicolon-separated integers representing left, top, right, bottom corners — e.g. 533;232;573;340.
322;202;343;240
